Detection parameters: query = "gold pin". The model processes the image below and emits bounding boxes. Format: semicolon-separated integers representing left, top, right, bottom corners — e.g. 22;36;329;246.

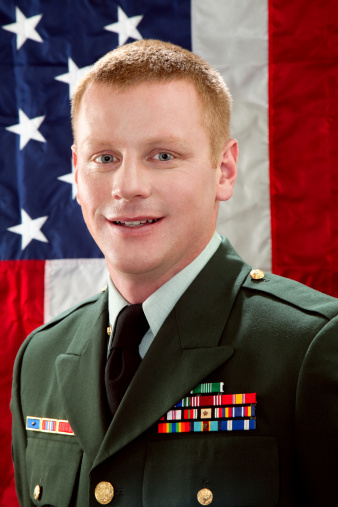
250;269;265;280
107;326;112;336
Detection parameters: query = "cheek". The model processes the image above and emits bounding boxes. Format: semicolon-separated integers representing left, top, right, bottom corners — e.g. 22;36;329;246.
77;174;106;209
188;172;218;204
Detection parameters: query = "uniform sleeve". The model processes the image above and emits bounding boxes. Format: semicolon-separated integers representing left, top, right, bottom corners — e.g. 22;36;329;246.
295;314;338;505
11;339;35;507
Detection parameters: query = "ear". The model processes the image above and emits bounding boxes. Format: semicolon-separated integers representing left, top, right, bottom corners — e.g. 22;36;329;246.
216;138;238;202
71;145;81;205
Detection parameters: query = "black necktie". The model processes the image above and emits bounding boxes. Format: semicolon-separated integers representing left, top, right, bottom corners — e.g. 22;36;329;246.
105;304;149;416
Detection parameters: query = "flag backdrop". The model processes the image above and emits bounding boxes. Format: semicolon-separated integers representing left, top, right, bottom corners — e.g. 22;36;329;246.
1;0;338;504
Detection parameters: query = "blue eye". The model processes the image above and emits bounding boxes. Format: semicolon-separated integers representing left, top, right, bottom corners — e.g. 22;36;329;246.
95;154;115;163
155;153;173;161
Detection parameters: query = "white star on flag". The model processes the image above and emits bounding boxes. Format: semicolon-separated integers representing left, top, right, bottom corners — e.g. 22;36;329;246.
2;6;43;50
58;159;77;199
5;109;46;150
55;58;93;98
104;6;143;46
7;209;48;250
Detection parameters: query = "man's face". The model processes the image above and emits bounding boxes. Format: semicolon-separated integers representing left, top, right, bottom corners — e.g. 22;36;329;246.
73;79;237;289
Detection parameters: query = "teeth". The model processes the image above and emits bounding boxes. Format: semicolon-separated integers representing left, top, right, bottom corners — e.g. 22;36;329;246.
114;219;159;227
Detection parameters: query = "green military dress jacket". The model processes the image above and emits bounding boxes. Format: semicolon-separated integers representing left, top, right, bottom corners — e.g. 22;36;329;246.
11;238;338;506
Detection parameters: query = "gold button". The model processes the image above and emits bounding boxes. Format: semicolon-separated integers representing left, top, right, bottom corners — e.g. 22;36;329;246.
33;485;41;500
197;488;213;505
250;268;265;280
107;325;112;336
95;481;114;504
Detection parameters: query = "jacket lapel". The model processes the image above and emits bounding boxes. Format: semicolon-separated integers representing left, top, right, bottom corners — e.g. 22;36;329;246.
93;238;251;467
55;291;110;463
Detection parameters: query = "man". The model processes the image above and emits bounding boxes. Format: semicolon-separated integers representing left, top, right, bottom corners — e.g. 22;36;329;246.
11;40;338;506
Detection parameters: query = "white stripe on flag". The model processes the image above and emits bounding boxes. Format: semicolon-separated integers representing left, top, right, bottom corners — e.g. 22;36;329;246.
192;0;271;271
44;258;107;322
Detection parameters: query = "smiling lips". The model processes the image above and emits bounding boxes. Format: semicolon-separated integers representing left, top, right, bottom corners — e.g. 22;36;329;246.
113;219;160;227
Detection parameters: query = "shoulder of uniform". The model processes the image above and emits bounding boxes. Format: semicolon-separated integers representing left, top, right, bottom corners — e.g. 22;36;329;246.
26;289;107;343
242;269;338;320
14;289;108;368
47;289;106;326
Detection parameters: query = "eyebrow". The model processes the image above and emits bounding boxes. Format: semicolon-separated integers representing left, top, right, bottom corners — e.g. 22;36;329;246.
81;138;113;148
81;135;191;150
144;135;184;145
144;136;193;153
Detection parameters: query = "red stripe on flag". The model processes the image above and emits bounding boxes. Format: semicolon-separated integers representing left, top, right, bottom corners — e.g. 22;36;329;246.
0;260;44;506
269;0;338;296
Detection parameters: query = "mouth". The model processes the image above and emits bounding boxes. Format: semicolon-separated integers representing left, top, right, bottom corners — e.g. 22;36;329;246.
113;218;161;228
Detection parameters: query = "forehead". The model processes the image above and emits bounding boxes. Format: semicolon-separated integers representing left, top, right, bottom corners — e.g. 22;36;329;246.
75;79;207;142
80;78;203;114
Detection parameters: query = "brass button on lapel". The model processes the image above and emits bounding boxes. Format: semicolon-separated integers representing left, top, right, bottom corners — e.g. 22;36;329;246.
250;268;265;280
197;488;213;505
95;481;114;504
33;484;41;500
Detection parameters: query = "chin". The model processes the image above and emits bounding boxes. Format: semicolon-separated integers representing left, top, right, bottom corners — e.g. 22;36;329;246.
106;255;157;276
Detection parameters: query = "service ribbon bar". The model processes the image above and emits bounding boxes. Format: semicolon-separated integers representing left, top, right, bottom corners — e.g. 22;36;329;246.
161;405;255;422
164;409;183;421
26;417;74;436
158;419;256;434
175;392;256;408
42;419;57;432
214;405;255;419
159;391;257;433
190;382;224;394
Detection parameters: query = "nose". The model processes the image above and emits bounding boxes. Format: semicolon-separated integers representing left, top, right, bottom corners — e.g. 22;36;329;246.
111;157;151;201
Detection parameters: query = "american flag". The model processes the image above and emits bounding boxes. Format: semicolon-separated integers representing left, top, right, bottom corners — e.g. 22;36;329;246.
1;1;337;504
